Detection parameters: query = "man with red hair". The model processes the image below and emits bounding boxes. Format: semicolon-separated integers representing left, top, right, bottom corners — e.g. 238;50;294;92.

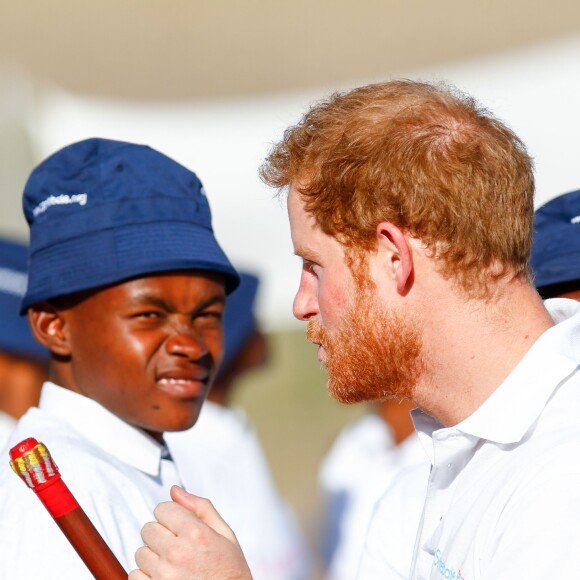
131;80;580;579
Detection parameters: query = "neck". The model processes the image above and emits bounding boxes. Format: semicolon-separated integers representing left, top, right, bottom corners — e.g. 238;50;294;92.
412;276;554;427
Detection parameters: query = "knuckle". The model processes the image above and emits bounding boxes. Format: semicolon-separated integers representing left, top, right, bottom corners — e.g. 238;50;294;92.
197;496;214;512
140;521;156;541
134;545;149;565
164;541;188;565
181;519;203;541
153;501;170;520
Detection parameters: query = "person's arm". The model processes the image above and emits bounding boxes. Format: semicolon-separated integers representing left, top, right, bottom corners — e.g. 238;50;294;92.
129;486;253;580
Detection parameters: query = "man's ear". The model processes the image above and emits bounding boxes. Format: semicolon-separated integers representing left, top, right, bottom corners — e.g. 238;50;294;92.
27;303;71;357
376;222;414;295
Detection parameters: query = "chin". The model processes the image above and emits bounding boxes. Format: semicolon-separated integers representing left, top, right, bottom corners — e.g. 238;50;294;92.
166;411;203;433
141;412;202;438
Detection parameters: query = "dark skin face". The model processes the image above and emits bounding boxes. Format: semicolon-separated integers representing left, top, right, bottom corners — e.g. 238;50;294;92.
29;271;226;442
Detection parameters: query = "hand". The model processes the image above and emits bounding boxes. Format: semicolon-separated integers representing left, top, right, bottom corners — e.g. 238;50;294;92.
129;485;252;580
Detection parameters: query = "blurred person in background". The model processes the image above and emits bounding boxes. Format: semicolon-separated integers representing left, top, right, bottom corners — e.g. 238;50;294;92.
166;272;311;580
531;188;580;301
318;399;423;580
0;237;48;444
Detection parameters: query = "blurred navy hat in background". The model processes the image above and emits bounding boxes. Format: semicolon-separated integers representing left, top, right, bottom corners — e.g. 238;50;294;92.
21;137;239;313
0;238;49;361
531;188;580;298
218;272;260;379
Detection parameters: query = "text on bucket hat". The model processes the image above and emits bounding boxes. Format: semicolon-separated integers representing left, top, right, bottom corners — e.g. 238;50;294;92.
21;138;239;313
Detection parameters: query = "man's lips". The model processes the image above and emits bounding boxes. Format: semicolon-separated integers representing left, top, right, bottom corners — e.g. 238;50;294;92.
312;343;327;364
156;370;210;398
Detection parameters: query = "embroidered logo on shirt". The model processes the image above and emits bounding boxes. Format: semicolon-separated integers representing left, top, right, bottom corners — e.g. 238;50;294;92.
32;193;88;217
433;549;465;579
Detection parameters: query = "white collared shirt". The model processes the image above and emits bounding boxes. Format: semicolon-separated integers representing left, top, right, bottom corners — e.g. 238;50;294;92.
0;409;16;447
0;382;182;579
359;298;580;579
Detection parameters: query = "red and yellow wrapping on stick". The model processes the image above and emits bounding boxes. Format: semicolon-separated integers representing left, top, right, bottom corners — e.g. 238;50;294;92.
9;437;127;580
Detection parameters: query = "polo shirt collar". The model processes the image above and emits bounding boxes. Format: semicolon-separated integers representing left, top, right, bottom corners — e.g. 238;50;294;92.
413;298;580;449
39;381;165;476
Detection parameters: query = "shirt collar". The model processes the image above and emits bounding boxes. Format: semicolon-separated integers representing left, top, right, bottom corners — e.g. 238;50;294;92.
413;298;580;448
39;382;165;476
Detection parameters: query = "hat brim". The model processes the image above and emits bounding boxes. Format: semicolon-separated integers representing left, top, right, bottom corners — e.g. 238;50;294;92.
21;221;239;313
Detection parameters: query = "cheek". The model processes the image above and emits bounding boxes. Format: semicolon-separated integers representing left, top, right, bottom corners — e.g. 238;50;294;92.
83;327;154;379
318;278;352;330
206;330;225;366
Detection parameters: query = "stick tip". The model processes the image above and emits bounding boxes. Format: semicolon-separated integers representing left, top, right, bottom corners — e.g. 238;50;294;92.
9;437;40;461
9;438;59;489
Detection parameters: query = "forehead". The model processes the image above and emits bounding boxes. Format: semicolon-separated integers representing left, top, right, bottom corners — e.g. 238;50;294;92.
287;187;321;243
72;271;226;310
287;186;344;260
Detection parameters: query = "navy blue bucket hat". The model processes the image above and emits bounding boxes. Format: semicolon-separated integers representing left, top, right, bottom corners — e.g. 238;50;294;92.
0;238;49;361
21;138;239;312
219;272;260;377
531;188;580;297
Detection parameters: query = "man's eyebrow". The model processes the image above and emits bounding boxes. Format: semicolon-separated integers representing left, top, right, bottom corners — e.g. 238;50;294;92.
128;293;226;312
294;245;322;262
195;295;226;310
128;294;170;310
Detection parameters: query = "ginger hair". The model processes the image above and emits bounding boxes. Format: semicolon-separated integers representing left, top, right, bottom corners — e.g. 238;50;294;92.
260;80;535;296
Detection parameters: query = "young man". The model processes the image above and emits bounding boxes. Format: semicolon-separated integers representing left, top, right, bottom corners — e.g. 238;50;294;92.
131;80;580;579
0;137;239;579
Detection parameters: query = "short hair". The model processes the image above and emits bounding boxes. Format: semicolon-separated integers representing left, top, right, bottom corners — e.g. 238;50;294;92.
260;80;535;296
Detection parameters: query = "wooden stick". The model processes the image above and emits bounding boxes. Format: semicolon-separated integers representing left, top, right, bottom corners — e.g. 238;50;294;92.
10;437;127;580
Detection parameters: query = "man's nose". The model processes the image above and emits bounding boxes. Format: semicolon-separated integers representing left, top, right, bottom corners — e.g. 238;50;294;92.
293;274;318;321
165;323;209;360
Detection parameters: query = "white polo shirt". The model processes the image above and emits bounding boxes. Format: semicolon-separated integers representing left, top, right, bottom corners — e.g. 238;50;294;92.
0;382;182;579
359;298;580;579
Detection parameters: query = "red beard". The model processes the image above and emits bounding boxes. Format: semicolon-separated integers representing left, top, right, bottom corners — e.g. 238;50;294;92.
306;291;423;404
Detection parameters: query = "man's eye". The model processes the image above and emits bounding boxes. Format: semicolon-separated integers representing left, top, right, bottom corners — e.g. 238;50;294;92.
198;310;223;321
303;260;319;275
